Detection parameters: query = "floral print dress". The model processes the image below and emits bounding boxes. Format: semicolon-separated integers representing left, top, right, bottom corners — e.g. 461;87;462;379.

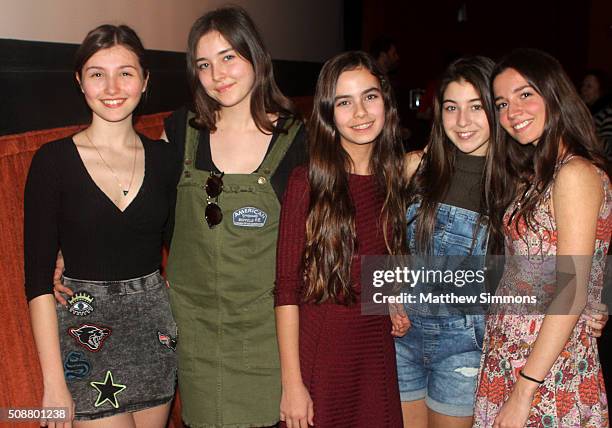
474;158;611;427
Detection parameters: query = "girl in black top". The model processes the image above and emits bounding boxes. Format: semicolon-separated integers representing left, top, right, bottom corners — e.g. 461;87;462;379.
25;25;177;426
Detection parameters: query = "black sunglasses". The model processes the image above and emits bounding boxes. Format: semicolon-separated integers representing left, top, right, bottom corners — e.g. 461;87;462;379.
205;171;224;228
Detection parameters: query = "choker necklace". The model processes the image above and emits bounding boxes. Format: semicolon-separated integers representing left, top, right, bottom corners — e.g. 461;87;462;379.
84;131;137;197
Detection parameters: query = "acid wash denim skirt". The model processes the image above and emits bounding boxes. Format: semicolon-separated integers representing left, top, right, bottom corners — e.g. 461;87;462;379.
57;271;177;420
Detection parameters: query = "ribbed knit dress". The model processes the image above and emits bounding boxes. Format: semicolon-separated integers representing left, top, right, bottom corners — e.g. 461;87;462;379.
275;166;403;427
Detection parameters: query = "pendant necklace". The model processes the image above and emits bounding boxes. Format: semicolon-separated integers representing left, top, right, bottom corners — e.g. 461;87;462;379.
84;131;137;197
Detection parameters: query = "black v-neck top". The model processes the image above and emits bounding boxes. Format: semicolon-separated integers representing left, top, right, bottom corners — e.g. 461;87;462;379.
24;135;179;301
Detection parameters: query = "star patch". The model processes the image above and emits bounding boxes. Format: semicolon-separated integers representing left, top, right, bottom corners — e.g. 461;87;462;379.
68;292;95;316
68;323;111;352
157;331;177;351
63;350;91;380
90;370;126;408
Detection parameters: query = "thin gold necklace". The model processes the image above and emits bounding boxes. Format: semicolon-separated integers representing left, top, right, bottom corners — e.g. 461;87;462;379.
84;131;137;197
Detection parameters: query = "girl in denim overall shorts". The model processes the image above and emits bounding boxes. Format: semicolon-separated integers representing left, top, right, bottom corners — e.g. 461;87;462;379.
394;56;495;428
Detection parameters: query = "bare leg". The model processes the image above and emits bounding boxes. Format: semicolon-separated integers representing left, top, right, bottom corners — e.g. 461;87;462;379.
429;410;472;428
74;413;136;428
133;402;172;428
402;399;428;428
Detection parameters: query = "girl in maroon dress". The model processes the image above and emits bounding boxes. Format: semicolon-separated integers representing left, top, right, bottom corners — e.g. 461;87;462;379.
274;51;409;427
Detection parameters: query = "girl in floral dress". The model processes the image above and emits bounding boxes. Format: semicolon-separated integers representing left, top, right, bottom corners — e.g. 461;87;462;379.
474;49;611;427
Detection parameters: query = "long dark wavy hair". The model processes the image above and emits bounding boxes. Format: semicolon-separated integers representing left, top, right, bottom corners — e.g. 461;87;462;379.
186;6;295;132
303;51;408;305
408;56;496;253
487;48;610;252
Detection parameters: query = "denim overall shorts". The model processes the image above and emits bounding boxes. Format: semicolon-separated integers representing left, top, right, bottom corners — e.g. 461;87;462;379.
395;202;488;417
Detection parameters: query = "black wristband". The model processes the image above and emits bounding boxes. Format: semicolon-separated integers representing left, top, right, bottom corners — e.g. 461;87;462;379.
519;369;544;385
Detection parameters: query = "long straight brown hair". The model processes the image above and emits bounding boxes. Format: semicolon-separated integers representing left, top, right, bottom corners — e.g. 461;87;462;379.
303;51;408;305
487;48;610;251
409;56;496;254
186;6;295;132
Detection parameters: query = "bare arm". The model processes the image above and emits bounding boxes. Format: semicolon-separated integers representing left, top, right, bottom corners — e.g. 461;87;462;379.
275;305;313;427
29;295;74;426
494;158;604;427
25;144;74;426
274;168;314;427
388;151;424;334
276;306;302;386
522;159;602;377
403;150;424;181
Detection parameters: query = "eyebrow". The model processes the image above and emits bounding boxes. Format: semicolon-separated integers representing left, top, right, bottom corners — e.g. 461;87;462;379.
195;48;234;62
334;86;380;101
442;97;481;103
85;65;138;71
494;84;533;101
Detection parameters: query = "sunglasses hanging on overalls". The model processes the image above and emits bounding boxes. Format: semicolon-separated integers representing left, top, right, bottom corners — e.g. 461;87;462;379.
205;171;224;228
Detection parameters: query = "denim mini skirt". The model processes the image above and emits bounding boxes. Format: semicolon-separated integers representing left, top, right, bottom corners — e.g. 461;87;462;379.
57;271;177;420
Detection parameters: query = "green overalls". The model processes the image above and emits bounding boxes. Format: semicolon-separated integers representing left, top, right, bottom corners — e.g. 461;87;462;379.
167;116;301;428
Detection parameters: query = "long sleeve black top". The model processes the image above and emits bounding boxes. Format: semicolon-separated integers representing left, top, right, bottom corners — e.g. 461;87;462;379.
24;135;179;301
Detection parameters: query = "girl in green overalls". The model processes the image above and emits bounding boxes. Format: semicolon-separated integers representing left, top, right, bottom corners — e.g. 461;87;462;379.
162;6;306;428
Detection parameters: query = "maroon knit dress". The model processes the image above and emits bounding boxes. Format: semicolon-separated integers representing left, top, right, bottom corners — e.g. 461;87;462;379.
275;166;403;428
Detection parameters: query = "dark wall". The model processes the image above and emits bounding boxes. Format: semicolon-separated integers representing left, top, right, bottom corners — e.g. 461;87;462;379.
344;0;363;50
0;39;321;136
360;0;602;149
362;0;594;90
587;0;612;73
0;39;188;136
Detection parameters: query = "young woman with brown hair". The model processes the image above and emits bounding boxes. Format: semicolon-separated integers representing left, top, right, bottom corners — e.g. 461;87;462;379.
474;48;611;428
275;51;409;428
162;6;306;427
395;56;495;428
26;25;178;427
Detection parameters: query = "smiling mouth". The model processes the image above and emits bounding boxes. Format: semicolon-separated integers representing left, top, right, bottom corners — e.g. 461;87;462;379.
351;121;374;131
102;99;126;108
512;119;532;131
457;131;476;140
216;83;235;93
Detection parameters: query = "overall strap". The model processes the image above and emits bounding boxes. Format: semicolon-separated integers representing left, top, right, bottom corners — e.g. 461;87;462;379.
183;111;199;170
258;118;302;178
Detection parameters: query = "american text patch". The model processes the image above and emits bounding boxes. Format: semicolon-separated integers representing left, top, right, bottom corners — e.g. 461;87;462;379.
232;206;268;228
